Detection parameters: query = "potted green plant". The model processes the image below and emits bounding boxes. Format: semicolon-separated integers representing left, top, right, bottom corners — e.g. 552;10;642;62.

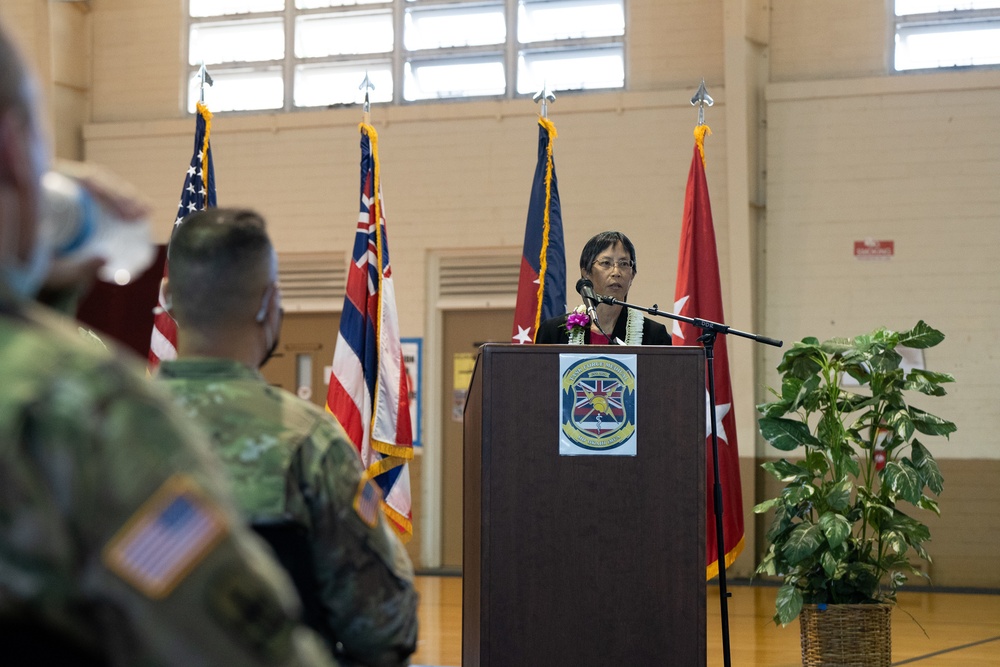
753;321;956;665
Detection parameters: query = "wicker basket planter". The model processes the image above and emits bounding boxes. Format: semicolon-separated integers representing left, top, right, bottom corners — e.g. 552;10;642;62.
798;603;892;667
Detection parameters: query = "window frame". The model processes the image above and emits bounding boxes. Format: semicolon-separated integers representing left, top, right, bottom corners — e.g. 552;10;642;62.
184;0;626;113
892;2;1000;73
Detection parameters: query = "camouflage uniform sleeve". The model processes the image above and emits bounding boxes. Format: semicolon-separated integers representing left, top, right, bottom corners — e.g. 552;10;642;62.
18;357;340;667
293;417;419;667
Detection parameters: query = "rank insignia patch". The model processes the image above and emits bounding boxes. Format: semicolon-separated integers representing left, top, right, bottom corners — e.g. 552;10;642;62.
103;475;228;599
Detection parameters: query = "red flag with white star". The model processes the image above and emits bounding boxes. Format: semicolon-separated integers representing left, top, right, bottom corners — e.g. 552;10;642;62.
673;125;744;579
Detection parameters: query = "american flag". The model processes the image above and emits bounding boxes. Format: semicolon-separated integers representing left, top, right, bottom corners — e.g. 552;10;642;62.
148;101;216;368
326;123;413;539
512;117;566;344
102;476;226;599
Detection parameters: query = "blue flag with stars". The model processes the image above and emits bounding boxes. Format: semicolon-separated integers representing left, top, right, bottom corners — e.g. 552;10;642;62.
511;117;566;344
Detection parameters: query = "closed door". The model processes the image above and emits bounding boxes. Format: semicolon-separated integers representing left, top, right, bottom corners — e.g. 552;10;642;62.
440;308;514;568
261;311;426;567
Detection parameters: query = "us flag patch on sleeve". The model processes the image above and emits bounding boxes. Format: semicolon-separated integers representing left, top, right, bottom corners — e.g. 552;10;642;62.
353;476;383;528
102;475;228;599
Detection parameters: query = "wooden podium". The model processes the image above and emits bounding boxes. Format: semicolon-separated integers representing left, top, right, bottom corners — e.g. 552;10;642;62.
463;344;706;667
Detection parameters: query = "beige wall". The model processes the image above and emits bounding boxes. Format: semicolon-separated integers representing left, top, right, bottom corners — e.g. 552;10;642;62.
770;0;891;81
5;0;998;584
763;70;1000;461
0;0;89;159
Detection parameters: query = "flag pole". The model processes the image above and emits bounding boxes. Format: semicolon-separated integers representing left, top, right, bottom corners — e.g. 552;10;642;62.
689;79;737;667
359;71;374;125
199;62;213;104
532;82;555;119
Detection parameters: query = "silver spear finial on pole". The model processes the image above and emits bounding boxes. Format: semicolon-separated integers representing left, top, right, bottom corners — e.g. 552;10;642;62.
533;82;556;119
690;79;713;126
359;72;375;122
199;62;214;104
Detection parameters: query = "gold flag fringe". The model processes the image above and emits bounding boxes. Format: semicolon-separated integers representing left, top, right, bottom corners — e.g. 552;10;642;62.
694;123;711;168
532;116;558;338
196;101;213;188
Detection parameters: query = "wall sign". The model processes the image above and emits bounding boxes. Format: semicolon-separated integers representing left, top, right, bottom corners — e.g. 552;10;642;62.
854;239;894;260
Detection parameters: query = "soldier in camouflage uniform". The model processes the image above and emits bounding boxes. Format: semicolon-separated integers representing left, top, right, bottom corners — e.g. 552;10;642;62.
157;208;418;667
0;22;338;667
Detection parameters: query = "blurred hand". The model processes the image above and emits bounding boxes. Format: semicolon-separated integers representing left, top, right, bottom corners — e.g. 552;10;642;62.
37;161;152;314
53;159;152;222
37;254;106;314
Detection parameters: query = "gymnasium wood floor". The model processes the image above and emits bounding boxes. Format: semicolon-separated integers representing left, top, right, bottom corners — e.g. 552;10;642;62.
410;576;1000;666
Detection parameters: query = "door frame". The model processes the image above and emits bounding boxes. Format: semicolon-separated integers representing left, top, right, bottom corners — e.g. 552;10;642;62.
422;248;518;568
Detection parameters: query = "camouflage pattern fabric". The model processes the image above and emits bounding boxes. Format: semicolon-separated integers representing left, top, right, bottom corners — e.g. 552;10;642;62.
0;301;338;666
158;357;418;667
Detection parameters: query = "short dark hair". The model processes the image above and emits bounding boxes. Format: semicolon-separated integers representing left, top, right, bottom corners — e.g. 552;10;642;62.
168;208;274;329
579;231;637;275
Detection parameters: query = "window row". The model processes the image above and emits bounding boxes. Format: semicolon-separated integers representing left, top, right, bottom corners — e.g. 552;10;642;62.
187;0;625;112
186;1;1000;114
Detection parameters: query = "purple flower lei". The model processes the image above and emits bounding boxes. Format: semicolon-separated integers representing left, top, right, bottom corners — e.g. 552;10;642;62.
566;307;590;334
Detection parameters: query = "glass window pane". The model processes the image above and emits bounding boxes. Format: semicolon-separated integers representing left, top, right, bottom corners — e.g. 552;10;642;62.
296;0;388;7
517;47;623;94
404;4;506;50
294;62;393;107
190;0;284;17
895;1;1000;16
296;11;393;57
518;0;623;43
189;19;284;65
188;68;284;112
404;57;505;100
895;22;1000;68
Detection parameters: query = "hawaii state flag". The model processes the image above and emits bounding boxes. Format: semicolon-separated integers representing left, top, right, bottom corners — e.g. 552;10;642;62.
326;123;413;539
672;125;745;579
512;117;566;344
148;101;216;368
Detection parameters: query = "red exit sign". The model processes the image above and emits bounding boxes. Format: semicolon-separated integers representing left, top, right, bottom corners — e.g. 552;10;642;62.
854;239;894;260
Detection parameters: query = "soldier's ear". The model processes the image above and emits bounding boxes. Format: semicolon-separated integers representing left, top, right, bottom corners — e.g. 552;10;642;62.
255;282;276;324
159;277;172;313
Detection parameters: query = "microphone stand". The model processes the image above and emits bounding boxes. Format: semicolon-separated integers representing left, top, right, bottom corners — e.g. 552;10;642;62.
598;294;781;667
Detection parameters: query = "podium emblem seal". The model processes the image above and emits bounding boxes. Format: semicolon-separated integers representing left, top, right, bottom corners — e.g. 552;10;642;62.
560;355;637;453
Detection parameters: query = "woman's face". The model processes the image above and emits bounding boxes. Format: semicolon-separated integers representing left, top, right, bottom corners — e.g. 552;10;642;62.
582;241;634;301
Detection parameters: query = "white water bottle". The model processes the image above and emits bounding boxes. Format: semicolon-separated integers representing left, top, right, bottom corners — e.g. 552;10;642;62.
41;171;155;286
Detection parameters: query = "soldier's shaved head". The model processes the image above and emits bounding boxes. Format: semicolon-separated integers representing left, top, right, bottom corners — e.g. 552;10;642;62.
167;208;277;332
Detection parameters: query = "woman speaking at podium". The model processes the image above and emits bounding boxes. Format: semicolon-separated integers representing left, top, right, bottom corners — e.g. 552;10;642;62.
535;231;672;346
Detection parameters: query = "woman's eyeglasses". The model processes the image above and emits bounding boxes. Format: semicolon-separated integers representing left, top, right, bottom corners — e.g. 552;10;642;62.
593;258;634;272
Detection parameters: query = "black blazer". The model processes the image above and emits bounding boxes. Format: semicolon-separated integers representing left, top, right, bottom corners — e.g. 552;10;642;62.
535;311;672;345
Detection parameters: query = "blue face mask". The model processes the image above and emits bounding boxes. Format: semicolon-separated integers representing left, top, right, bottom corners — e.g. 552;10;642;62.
0;238;51;302
1;85;52;304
